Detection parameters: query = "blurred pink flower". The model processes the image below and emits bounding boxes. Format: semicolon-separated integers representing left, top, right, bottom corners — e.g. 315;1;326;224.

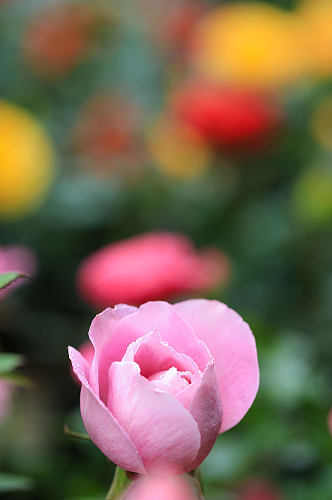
0;245;37;297
0;380;12;423
69;299;259;473
77;232;230;309
122;474;199;500
328;408;332;435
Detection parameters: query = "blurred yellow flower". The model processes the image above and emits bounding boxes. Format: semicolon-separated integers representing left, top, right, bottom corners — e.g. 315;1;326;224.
0;101;54;217
293;165;332;225
298;0;332;76
191;2;308;88
311;96;332;151
146;116;210;179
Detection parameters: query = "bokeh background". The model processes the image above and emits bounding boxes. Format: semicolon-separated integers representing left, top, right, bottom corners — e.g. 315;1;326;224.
0;0;332;498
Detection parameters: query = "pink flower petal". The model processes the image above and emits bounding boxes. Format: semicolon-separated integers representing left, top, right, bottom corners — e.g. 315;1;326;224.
87;305;138;398
175;299;259;432
122;331;203;409
68;347;146;473
122;330;200;379
87;301;211;402
108;361;201;473
189;362;222;468
119;302;211;371
122;474;197;500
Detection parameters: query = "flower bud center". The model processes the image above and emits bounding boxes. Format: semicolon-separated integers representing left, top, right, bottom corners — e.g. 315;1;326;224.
148;366;192;396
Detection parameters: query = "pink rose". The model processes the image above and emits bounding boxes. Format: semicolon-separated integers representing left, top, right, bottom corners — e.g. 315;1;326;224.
0;245;37;297
122;474;198;500
76;232;229;309
69;299;259;473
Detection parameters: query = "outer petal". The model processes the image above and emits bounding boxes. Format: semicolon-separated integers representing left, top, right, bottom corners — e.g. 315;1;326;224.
88;305;138;399
108;361;201;473
175;299;259;432
189;363;222;469
68;347;146;474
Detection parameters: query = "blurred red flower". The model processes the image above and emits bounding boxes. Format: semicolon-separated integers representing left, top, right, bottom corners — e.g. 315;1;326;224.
238;479;283;500
137;0;205;56
77;232;229;308
72;94;142;173
23;2;100;77
171;81;283;152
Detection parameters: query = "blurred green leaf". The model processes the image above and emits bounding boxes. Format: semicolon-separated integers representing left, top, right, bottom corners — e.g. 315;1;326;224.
0;272;26;290
0;353;23;375
0;473;33;493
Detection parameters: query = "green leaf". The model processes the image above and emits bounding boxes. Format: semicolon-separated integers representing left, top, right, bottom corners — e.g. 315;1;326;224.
0;353;23;375
0;272;26;291
105;467;132;500
64;424;91;441
0;473;33;493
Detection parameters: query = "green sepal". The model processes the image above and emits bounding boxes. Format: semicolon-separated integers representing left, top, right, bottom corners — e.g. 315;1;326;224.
64;424;91;441
105;467;132;500
0;272;27;291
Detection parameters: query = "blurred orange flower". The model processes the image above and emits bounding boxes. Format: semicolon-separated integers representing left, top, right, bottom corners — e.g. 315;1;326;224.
298;0;332;76
191;2;308;89
0;101;54;218
146;115;211;178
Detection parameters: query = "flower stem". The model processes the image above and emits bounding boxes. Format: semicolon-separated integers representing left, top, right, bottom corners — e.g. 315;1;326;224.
105;466;131;500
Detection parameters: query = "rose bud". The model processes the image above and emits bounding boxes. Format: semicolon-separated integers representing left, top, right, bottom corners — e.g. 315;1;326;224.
69;299;259;473
77;232;229;309
0;245;37;298
122;474;199;500
171;81;282;152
